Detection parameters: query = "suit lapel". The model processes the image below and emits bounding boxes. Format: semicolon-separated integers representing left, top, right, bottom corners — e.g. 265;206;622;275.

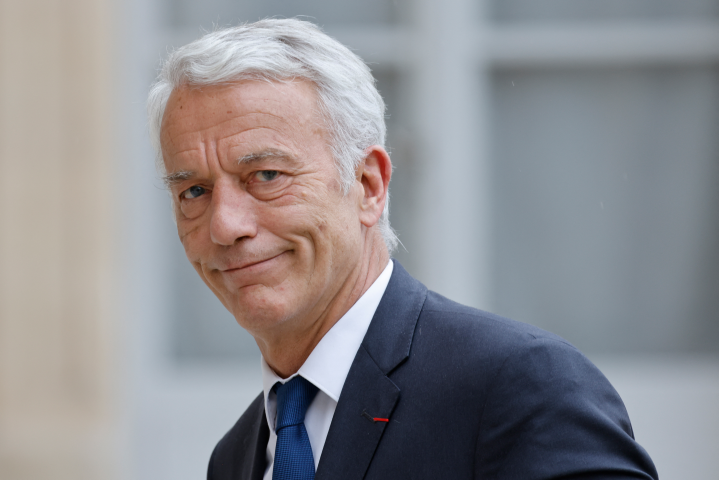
236;394;269;480
250;411;269;480
315;261;427;480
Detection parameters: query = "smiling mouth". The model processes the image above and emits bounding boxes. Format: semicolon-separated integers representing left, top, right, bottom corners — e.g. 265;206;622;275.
224;251;287;272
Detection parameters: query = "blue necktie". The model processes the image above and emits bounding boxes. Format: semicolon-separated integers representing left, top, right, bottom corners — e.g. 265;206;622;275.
272;376;319;480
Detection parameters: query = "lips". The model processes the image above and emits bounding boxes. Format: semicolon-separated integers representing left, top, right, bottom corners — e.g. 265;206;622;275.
221;251;288;272
214;251;290;291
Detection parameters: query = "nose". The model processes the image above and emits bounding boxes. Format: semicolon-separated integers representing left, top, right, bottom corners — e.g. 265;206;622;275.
209;179;258;245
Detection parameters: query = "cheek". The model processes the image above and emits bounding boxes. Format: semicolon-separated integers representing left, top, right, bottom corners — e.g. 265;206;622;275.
308;198;362;259
178;220;209;263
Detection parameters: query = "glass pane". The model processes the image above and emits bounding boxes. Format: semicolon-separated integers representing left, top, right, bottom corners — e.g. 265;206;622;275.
490;0;719;22
165;0;402;29
490;66;719;354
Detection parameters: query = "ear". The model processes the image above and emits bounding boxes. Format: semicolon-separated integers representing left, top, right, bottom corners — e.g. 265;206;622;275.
357;145;392;228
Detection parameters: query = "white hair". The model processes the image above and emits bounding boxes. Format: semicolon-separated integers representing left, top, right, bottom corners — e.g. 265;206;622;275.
147;18;398;253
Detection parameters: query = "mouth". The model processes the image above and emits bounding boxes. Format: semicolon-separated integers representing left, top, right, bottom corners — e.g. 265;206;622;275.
223;251;288;272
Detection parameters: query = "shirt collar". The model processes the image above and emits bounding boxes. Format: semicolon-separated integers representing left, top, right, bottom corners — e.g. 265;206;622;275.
261;261;394;427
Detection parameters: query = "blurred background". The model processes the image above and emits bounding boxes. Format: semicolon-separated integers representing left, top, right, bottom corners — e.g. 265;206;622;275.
1;0;718;478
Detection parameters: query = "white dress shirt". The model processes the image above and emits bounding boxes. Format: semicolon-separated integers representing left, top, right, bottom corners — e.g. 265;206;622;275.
261;261;394;479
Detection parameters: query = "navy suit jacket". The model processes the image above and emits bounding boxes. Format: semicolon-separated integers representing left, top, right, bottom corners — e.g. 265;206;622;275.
208;261;658;479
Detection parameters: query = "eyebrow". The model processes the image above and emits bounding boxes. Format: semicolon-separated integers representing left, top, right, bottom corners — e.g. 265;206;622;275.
238;149;293;164
162;150;293;189
162;170;194;189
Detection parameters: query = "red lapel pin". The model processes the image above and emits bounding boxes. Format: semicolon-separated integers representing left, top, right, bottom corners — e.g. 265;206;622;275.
362;410;390;423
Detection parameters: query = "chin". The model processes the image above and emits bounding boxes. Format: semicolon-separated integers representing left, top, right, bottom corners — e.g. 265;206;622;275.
227;287;295;334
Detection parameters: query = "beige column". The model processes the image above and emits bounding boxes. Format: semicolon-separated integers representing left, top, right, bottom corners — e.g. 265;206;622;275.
0;0;119;479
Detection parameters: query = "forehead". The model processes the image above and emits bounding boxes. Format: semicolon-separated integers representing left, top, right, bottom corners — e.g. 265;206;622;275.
159;79;328;160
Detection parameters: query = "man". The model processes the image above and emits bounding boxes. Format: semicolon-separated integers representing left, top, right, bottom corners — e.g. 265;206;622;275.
148;19;658;480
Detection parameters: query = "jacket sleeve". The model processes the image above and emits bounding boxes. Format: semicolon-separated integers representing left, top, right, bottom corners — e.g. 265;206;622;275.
474;336;658;480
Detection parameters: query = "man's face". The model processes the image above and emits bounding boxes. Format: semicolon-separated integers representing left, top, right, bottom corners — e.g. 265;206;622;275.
160;80;364;341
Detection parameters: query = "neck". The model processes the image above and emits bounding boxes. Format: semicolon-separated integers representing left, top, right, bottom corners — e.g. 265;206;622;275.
256;237;389;379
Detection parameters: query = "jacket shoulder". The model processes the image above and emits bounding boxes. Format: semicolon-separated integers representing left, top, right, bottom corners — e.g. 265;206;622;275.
420;288;575;357
409;290;657;479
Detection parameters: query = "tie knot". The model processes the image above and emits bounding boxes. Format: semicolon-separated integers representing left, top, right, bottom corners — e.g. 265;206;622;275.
275;376;318;431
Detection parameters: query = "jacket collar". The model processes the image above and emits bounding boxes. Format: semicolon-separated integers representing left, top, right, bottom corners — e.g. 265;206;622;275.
361;260;427;375
315;260;427;480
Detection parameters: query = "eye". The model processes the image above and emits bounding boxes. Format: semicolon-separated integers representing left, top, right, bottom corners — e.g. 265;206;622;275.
254;170;279;182
182;185;206;199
